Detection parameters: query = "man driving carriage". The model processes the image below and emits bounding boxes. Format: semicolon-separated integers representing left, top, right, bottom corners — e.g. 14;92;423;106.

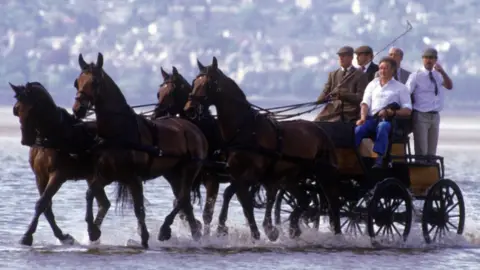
355;56;412;169
314;46;368;122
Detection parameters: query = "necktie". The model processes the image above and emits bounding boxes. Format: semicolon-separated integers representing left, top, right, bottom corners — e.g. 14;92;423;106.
361;66;365;72
429;71;439;96
342;68;348;77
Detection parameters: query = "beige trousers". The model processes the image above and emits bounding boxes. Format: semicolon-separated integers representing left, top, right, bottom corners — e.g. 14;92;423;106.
412;111;440;156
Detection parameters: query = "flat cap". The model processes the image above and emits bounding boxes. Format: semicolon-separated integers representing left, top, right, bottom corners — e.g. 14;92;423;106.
337;46;354;55
422;48;438;58
355;45;373;54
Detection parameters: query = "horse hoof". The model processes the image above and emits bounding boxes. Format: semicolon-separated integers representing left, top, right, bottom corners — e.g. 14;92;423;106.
267;227;280;242
252;231;261;240
289;228;301;239
20;235;33;246
158;226;171;241
60;234;76;245
195;219;202;230
192;230;202;241
88;225;102;242
203;225;211;237
216;225;229;237
142;241;149;249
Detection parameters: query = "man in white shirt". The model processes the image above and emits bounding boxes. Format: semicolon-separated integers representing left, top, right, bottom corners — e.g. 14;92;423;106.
355;57;412;168
405;48;453;158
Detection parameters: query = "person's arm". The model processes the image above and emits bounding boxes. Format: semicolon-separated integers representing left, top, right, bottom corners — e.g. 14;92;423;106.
390;85;412;117
317;72;333;104
358;82;373;121
341;72;368;104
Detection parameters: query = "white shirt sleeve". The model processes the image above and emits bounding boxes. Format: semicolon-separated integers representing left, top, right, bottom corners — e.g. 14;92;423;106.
404;72;417;94
398;84;412;110
361;81;373;108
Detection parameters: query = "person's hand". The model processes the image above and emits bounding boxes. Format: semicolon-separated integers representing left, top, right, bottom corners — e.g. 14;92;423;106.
433;63;444;73
356;117;366;126
378;109;388;118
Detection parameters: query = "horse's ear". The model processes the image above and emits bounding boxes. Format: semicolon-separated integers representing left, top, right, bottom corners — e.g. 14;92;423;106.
172;66;179;76
8;82;20;95
197;59;205;71
78;54;88;69
161;67;169;80
212;56;218;70
96;53;103;69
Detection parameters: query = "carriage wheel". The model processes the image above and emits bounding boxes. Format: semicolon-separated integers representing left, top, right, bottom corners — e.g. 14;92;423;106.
367;178;412;244
339;196;368;237
422;178;465;244
273;186;326;230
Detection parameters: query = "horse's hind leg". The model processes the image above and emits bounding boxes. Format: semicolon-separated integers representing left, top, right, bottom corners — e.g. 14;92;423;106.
128;179;149;248
261;182;280;241
21;173;67;246
202;174;219;236
93;185;111;229
159;162;202;241
216;184;236;236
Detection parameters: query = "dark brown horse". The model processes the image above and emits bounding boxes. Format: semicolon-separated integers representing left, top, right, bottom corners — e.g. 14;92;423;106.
72;53;208;248
184;57;342;240
9;82;111;246
153;66;241;236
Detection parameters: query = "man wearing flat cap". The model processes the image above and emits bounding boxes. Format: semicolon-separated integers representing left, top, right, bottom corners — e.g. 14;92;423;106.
405;48;453;159
314;46;368;122
355;45;379;82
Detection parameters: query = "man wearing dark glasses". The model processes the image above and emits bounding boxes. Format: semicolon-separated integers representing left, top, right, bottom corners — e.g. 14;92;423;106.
405;48;453;159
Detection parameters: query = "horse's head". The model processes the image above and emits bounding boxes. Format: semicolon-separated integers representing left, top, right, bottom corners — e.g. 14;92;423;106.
9;81;56;146
184;56;247;119
72;52;104;119
154;66;192;118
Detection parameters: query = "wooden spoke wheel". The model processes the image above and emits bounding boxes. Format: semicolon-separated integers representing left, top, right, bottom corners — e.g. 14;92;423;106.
339;196;368;237
367;178;412;244
422;178;465;244
274;185;328;230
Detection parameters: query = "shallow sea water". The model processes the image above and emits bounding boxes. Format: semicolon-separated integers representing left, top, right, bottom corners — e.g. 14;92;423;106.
1;108;480;270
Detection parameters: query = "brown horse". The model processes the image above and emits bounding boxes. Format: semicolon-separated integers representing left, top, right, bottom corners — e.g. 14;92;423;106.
9;82;111;246
184;57;342;241
72;53;208;248
154;66;247;236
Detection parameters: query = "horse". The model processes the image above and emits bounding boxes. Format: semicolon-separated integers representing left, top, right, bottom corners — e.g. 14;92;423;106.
72;53;208;248
154;66;259;236
9;82;111;246
184;57;342;241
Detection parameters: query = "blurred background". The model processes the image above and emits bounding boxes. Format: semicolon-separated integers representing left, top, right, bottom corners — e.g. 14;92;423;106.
0;0;477;113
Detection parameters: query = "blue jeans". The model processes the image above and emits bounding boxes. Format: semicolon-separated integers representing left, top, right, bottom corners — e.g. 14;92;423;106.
355;116;392;158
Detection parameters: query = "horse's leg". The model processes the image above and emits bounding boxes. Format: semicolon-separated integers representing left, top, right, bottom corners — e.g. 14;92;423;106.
128;179;150;248
160;162;202;241
287;186;309;238
216;183;236;236
232;173;261;240
21;173;66;246
93;185;111;229
262;182;279;241
322;170;342;235
84;177;104;243
202;173;219;236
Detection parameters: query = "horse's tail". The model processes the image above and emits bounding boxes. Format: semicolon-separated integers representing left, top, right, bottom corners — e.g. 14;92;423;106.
250;183;266;209
114;181;135;215
191;172;202;207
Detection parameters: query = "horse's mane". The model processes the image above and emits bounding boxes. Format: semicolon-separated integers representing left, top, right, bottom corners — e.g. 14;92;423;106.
23;82;57;108
83;64;129;106
201;66;247;101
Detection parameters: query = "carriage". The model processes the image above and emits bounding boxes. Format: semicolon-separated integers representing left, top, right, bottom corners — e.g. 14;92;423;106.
273;117;465;244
